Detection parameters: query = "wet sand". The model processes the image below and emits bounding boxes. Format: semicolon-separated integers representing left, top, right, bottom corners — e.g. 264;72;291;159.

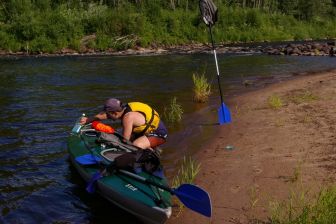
168;70;336;223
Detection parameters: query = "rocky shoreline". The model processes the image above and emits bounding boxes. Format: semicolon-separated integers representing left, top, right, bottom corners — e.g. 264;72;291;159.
263;41;336;56
0;40;336;57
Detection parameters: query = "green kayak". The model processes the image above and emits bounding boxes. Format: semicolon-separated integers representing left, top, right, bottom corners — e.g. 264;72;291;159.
67;125;172;224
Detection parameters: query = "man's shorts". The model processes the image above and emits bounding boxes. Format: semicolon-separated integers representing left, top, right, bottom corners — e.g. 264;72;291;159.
147;121;168;139
146;121;168;148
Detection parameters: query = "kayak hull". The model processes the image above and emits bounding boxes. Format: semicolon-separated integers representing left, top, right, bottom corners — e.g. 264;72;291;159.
67;131;171;224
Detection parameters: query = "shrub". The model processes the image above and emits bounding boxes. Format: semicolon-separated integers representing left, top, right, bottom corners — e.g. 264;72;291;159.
245;9;263;28
0;30;21;52
30;35;57;53
95;33;112;51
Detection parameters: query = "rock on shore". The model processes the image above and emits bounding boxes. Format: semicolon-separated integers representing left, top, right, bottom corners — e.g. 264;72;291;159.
263;41;336;56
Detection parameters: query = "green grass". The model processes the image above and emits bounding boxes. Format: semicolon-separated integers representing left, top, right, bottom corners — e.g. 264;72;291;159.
290;163;302;183
163;97;183;124
172;156;201;187
268;94;284;109
171;156;201;216
268;162;336;224
192;72;211;103
289;90;318;104
269;186;336;224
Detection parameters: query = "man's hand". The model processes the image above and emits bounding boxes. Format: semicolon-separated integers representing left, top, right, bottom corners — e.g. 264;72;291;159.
80;117;89;125
80;112;108;125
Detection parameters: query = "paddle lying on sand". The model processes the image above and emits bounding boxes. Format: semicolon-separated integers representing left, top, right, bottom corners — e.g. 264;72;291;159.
199;0;231;125
75;154;212;217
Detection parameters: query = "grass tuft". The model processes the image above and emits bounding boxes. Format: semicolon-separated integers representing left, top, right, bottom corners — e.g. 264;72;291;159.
289;90;318;104
172;156;201;187
172;156;201;216
269;162;336;224
163;97;183;124
269;186;336;224
192;72;211;103
268;94;283;109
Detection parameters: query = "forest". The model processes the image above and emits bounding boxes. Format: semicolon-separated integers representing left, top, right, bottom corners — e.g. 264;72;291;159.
1;0;336;53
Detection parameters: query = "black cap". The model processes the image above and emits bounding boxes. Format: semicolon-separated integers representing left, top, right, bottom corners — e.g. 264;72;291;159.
103;98;123;112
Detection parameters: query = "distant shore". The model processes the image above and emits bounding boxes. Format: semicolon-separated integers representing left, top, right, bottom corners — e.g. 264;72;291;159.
1;40;335;58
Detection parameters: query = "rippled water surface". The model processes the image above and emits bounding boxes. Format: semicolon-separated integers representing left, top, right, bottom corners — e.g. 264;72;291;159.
0;54;335;223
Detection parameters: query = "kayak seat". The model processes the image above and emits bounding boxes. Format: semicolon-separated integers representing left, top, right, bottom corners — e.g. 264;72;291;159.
100;149;124;162
97;132;138;152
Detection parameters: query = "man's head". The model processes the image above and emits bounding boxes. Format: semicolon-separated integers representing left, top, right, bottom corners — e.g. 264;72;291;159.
104;98;124;120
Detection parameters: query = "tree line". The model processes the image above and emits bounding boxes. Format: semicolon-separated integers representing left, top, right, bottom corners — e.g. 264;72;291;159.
0;0;335;54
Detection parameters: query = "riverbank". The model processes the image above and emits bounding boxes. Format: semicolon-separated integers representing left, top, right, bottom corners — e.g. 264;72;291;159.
168;70;336;223
1;40;335;57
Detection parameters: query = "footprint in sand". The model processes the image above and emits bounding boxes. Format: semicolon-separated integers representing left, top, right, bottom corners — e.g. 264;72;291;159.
253;166;263;175
230;185;241;193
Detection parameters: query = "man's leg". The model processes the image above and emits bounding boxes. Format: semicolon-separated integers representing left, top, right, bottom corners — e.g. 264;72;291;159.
147;136;166;148
132;135;166;149
132;135;151;149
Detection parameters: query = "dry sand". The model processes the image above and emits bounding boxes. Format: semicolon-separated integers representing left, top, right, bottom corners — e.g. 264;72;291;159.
168;70;336;224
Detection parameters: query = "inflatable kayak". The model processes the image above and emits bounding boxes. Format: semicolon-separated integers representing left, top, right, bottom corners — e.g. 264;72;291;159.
67;123;172;224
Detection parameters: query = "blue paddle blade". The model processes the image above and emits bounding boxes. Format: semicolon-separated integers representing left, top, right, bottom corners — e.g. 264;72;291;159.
174;184;212;217
86;171;103;193
75;154;102;165
218;102;231;125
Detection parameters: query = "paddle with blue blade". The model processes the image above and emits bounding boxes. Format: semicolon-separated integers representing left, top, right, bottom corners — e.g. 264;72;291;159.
86;170;104;193
199;0;231;124
118;169;212;217
75;154;103;165
75;154;212;217
75;154;106;193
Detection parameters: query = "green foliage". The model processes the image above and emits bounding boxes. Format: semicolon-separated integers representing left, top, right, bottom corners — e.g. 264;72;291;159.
30;35;57;53
0;30;21;52
81;3;109;34
1;1;336;54
246;9;263;27
95;33;111;51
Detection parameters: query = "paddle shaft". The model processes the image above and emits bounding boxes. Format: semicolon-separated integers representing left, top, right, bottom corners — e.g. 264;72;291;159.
119;169;173;194
209;25;225;109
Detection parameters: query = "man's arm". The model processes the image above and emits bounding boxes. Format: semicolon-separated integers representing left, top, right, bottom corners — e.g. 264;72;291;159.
80;112;108;124
122;113;134;141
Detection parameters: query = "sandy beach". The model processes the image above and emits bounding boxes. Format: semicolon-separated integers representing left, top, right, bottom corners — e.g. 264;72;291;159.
168;70;336;224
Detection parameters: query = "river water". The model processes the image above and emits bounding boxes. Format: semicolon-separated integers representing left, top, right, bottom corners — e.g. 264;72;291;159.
0;54;335;223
